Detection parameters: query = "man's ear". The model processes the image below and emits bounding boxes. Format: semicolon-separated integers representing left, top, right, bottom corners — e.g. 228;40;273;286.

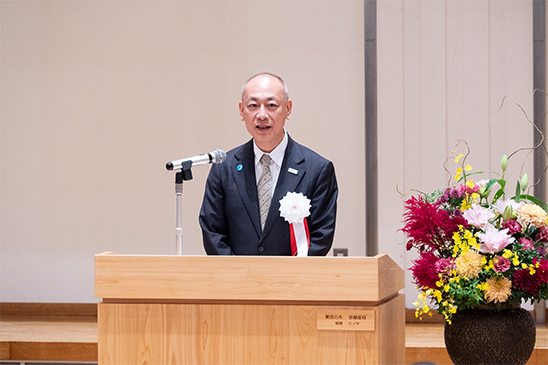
285;99;293;120
239;101;244;121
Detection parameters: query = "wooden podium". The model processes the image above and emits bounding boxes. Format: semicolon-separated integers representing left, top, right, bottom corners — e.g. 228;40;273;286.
95;253;405;365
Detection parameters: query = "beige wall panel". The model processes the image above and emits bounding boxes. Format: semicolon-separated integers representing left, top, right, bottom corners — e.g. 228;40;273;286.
378;0;534;307
446;0;465;142
377;0;405;268
419;1;448;189
461;0;490;165
488;0;534;177
0;1;365;302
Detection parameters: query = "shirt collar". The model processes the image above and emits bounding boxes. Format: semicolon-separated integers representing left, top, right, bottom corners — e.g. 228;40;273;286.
253;130;288;168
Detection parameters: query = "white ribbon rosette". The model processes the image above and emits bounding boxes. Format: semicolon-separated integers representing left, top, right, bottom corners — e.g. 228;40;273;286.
279;192;311;256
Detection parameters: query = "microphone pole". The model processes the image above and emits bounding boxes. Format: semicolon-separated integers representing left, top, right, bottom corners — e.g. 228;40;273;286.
174;160;192;255
167;149;225;255
175;171;183;256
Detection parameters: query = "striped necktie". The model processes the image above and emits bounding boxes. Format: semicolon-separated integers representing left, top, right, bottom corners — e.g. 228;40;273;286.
257;154;273;230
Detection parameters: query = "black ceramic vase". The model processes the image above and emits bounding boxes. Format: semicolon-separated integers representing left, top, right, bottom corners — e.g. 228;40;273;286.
444;307;536;365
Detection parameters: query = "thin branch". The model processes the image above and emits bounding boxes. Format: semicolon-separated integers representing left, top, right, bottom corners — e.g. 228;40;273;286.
489;92;548;192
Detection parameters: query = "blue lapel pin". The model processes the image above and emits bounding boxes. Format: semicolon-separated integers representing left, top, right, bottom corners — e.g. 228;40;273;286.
237;164;243;171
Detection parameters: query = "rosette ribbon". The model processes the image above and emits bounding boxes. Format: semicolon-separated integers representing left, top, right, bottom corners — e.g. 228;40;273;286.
279;192;311;256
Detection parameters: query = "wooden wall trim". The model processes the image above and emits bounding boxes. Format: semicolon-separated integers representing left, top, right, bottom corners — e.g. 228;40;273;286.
0;302;97;317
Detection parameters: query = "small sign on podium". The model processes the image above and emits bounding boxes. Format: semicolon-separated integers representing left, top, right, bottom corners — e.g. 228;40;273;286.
317;309;376;331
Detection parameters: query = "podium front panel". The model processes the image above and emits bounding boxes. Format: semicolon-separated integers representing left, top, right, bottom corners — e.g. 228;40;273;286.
98;295;405;365
95;254;405;365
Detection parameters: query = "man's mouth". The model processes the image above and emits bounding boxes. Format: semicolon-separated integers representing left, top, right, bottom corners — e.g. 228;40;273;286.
256;125;271;130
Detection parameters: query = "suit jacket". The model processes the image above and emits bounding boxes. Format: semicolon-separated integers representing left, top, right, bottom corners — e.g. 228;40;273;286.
199;135;338;256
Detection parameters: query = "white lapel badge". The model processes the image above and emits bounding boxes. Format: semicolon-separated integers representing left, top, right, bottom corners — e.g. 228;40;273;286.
288;167;298;175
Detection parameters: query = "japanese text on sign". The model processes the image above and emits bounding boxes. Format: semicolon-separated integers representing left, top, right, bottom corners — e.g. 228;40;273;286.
317;309;375;331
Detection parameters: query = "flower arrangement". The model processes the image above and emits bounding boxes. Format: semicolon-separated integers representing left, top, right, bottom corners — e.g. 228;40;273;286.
402;149;548;324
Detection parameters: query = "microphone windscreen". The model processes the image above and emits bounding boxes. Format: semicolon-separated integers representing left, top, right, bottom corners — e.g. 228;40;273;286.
212;149;227;164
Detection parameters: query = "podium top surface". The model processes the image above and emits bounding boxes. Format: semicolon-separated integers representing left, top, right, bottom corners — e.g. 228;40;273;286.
95;253;404;304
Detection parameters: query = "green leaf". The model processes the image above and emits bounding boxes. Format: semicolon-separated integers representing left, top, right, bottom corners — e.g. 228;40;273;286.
456;171;499;184
492;188;505;204
485;178;499;191
515;181;521;203
466;170;494;177
498;179;506;189
516;194;548;213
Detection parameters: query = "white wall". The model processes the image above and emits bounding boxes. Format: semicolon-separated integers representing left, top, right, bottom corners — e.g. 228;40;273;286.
377;0;538;307
0;1;365;303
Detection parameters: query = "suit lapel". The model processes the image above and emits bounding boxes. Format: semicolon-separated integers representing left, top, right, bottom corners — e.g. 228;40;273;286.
232;140;262;236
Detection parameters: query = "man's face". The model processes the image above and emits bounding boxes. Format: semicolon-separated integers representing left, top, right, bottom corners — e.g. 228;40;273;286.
239;75;292;153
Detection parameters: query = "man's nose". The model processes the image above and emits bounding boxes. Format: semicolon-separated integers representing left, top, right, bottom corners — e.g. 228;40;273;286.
257;105;267;119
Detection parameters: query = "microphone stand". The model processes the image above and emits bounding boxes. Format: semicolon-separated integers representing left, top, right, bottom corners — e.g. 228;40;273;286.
174;161;193;255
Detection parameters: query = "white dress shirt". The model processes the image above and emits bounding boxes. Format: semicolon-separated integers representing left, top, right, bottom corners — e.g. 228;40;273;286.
253;131;288;195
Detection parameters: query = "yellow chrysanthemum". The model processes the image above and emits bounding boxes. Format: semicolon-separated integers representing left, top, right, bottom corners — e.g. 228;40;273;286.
455;250;484;279
485;277;512;303
517;203;548;227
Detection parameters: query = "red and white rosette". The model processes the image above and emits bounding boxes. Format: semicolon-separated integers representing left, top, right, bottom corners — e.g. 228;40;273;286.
279;192;311;256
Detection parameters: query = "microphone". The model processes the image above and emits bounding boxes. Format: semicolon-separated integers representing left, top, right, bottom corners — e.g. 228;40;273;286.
166;149;226;171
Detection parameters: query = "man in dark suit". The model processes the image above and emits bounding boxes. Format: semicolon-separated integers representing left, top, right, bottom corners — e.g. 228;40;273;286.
199;73;338;256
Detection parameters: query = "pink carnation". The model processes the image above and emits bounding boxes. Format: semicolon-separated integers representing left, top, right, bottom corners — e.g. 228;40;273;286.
536;226;548;242
460;183;479;195
519;238;535;250
493;256;511;273
502;219;522;235
435;258;456;275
